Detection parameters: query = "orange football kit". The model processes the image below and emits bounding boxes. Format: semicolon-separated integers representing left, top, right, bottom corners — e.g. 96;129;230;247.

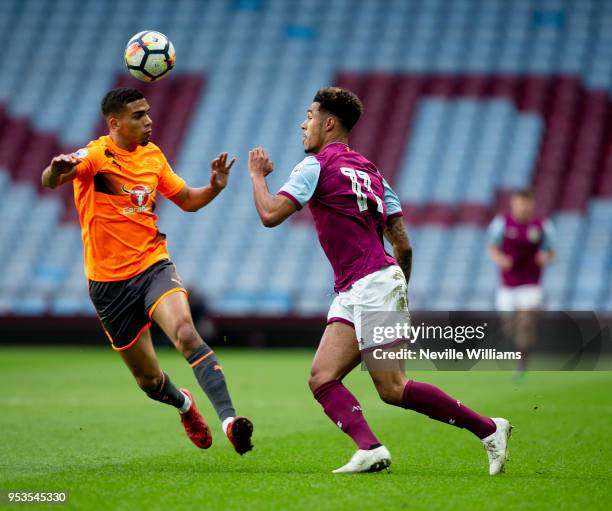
73;135;187;350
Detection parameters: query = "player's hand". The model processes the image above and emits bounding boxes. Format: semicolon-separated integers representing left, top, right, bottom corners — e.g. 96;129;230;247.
50;154;81;175
248;147;274;178
499;254;513;270
210;152;236;191
535;251;553;266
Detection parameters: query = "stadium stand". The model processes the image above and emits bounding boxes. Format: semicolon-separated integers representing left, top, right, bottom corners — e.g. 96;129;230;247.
0;0;610;316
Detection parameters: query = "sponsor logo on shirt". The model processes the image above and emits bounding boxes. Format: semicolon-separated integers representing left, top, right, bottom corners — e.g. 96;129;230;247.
121;184;155;214
73;148;89;158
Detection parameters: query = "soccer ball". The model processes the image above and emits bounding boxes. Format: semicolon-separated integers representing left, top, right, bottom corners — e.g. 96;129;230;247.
124;31;175;82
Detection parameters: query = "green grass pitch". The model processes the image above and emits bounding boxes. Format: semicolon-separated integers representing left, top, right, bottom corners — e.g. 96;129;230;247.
1;347;611;510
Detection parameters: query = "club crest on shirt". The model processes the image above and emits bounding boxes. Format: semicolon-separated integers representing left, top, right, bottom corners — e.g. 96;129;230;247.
527;226;542;243
121;184;155;214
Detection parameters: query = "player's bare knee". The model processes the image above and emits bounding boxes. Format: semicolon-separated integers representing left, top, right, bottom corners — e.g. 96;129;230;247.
374;380;404;406
175;321;201;354
376;386;402;406
135;372;163;393
308;371;331;394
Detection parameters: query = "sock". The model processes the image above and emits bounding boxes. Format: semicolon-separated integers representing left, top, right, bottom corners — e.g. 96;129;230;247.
179;391;191;413
187;343;236;422
313;380;380;450
222;416;235;435
145;372;186;409
401;380;496;439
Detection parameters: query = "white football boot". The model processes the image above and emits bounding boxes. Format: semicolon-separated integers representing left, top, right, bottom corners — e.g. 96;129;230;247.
481;417;512;475
332;445;391;474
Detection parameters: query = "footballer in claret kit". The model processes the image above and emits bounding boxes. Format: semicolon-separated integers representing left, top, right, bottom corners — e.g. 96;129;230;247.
487;188;556;376
247;86;512;475
41;87;253;455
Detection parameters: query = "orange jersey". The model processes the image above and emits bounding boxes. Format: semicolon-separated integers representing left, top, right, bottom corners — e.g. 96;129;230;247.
72;135;186;281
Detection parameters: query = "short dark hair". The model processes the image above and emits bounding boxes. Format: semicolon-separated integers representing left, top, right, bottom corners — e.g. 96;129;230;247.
101;88;144;116
512;187;535;200
313;87;363;131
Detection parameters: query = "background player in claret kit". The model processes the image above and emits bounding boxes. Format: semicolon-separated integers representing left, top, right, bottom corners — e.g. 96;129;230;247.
487;188;556;376
247;87;511;475
40;87;253;455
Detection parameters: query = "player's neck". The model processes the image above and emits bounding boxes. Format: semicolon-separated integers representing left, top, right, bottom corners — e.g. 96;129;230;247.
318;134;349;152
512;213;533;224
109;132;138;152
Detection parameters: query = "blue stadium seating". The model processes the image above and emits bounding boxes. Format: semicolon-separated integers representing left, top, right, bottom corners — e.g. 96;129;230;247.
0;0;611;315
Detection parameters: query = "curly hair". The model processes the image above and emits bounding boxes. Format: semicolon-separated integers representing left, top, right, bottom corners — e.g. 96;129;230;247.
313;87;363;131
101;88;144;116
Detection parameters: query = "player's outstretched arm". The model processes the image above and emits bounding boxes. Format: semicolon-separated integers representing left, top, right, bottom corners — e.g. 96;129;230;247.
384;216;413;285
170;152;235;212
41;154;81;189
248;147;297;227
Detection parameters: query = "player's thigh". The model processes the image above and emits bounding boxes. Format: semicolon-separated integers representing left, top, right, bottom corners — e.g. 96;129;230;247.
500;313;516;338
150;289;194;341
118;329;162;386
514;309;538;347
310;322;362;388
143;260;192;342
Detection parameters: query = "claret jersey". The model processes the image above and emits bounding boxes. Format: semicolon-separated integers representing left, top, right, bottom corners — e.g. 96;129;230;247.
279;142;402;292
72;135;186;281
488;214;555;287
